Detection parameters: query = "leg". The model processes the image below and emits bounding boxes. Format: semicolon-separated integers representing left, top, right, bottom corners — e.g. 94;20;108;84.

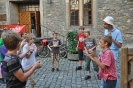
76;49;84;70
79;60;83;67
92;52;99;72
84;56;91;80
29;73;36;88
51;53;54;68
100;79;104;88
56;54;60;69
115;79;120;88
51;53;55;72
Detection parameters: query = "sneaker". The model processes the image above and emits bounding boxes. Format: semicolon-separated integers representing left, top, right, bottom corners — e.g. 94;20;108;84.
84;75;91;80
51;68;54;72
56;68;60;71
76;66;82;71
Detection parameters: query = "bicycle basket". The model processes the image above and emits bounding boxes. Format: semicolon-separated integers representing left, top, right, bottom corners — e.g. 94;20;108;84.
41;39;48;46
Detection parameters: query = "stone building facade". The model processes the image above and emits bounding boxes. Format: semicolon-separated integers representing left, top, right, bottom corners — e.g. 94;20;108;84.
0;0;133;47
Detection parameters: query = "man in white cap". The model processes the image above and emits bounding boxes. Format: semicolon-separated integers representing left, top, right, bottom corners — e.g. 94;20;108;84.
100;16;123;88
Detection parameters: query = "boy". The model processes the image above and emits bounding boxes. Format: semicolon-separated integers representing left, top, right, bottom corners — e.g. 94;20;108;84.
83;30;98;80
88;36;117;88
1;30;42;88
50;33;61;72
21;33;37;88
76;26;86;71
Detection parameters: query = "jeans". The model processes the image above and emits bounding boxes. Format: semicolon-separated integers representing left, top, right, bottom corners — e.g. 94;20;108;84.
100;78;120;88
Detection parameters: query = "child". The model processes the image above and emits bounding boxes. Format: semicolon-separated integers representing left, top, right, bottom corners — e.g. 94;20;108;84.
50;33;61;72
83;30;98;80
21;32;27;40
88;36;117;88
1;30;42;88
76;26;86;71
21;33;37;88
0;30;3;83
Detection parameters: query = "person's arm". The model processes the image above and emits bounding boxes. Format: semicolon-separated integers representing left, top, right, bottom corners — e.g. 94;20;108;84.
88;51;105;69
14;61;42;82
90;56;105;69
18;50;29;59
90;44;97;51
112;39;122;48
23;65;33;72
22;44;32;58
108;31;122;48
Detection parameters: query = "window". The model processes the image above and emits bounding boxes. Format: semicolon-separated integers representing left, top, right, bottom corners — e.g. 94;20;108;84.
129;0;133;2
70;0;79;26
69;0;92;26
19;4;40;12
83;0;92;25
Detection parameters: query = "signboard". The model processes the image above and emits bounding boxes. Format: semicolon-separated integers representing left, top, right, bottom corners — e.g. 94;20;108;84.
0;25;26;34
0;14;6;21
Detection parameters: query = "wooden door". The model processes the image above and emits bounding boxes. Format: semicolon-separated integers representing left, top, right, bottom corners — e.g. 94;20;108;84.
35;11;41;37
19;12;31;33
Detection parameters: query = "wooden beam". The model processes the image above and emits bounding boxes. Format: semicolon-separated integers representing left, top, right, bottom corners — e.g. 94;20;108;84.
129;81;133;86
121;48;128;88
128;73;133;82
129;60;133;66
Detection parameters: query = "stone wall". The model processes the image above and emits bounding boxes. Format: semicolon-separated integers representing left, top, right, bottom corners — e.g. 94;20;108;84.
0;0;6;24
97;0;133;47
0;0;133;47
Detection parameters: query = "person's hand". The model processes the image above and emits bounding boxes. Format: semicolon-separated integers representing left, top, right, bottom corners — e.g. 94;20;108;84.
29;45;35;51
76;46;78;51
107;32;112;37
33;60;43;69
88;51;96;60
88;49;93;53
20;39;26;47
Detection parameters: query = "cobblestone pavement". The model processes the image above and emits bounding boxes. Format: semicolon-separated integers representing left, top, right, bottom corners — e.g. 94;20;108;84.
0;56;121;88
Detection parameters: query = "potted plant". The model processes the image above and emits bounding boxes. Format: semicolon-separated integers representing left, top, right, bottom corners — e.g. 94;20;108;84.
67;30;79;60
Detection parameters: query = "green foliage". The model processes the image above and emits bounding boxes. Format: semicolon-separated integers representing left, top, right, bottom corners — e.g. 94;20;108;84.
67;30;78;54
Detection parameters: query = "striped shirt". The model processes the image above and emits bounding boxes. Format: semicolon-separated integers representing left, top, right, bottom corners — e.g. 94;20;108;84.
3;54;26;88
98;49;117;81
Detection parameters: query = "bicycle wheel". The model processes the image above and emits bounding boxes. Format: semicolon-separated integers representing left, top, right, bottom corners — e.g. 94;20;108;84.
38;46;50;58
60;47;67;58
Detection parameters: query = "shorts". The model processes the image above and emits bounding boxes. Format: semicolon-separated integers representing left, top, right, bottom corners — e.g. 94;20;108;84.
104;80;117;88
85;56;98;72
29;73;36;86
78;49;84;60
51;53;60;62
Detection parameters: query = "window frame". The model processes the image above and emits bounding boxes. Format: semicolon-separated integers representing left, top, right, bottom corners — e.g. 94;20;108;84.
70;0;79;26
83;0;92;26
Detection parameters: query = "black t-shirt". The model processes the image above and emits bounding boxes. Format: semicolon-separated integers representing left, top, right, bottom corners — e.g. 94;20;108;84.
3;54;26;88
50;39;61;54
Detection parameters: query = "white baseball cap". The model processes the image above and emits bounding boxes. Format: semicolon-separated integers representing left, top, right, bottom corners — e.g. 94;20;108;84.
103;16;114;26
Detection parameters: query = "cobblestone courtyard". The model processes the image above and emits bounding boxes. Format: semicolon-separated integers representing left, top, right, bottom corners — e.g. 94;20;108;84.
0;56;121;88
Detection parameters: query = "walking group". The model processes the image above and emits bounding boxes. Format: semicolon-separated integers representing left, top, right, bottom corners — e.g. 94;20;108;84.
0;16;122;88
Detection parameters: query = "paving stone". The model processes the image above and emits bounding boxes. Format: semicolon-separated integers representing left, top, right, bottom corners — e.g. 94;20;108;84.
0;56;121;88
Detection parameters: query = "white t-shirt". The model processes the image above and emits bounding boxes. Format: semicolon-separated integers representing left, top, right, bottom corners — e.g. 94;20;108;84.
21;43;37;69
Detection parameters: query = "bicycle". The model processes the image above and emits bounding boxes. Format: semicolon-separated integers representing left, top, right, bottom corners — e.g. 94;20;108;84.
37;39;67;58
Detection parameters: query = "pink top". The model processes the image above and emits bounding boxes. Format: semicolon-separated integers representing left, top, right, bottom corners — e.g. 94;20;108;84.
98;49;117;81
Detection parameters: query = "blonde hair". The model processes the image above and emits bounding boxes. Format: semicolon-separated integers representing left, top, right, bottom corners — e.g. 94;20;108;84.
84;29;90;35
100;36;112;47
25;33;35;42
1;30;21;50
